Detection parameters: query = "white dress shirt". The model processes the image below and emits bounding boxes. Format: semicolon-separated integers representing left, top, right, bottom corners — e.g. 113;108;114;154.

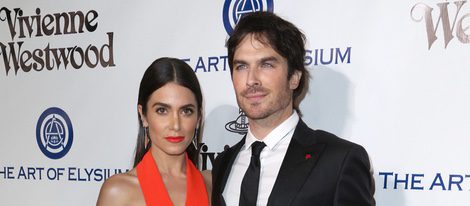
222;112;299;206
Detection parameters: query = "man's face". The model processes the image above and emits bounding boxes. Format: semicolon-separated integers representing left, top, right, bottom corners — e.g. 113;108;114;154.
231;34;301;122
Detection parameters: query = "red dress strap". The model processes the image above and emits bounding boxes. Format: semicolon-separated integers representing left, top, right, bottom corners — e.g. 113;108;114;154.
136;151;209;206
185;153;209;206
137;151;173;206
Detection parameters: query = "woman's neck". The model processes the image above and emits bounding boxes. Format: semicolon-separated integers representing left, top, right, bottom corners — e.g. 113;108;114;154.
150;148;186;177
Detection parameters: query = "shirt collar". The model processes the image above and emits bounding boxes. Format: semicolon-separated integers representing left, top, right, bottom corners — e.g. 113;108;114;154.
243;111;299;151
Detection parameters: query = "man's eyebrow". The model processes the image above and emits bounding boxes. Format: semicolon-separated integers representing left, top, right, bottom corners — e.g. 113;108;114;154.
233;59;248;65
258;56;279;64
233;56;280;65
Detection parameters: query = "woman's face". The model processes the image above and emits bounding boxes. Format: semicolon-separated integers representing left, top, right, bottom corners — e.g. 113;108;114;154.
139;82;199;157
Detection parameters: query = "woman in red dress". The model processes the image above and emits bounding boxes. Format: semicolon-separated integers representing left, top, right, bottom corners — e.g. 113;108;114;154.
97;57;210;206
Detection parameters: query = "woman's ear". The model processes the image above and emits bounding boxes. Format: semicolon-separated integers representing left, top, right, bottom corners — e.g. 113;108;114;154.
196;117;201;129
198;109;205;128
138;105;148;127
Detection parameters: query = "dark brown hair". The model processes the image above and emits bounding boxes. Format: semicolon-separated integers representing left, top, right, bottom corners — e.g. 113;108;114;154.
133;57;203;168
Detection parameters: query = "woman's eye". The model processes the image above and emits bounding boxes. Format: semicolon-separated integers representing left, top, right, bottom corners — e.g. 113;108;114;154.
181;108;194;116
156;107;167;114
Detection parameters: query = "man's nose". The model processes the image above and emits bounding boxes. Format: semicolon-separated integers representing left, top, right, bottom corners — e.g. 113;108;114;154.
246;67;261;87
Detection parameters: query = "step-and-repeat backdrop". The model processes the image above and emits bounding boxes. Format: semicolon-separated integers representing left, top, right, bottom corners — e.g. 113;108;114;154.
1;0;469;205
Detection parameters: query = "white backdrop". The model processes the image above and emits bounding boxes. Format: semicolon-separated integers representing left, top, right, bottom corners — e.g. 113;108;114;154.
1;0;470;205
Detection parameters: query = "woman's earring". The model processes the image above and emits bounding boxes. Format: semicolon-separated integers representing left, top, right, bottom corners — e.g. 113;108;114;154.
192;128;199;150
144;127;150;149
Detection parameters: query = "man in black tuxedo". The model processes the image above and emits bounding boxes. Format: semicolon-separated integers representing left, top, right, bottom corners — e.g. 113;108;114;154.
212;11;375;206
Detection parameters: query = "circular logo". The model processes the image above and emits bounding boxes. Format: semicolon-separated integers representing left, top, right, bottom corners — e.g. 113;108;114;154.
36;107;73;159
225;109;249;135
222;0;274;35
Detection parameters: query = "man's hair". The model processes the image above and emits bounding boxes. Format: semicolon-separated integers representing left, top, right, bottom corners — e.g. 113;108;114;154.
226;11;310;114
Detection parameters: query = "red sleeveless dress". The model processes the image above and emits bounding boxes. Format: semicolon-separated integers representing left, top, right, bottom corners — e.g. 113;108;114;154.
136;151;209;206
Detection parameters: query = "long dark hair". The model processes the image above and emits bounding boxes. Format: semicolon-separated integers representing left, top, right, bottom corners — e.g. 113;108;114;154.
133;57;203;168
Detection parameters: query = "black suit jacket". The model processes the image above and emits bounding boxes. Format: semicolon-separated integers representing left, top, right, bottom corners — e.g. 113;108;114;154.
212;120;375;206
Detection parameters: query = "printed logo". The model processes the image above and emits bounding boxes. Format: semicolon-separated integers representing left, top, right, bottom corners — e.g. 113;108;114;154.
411;1;470;49
222;0;274;35
0;7;115;76
36;107;73;159
378;171;470;191
225;108;249;135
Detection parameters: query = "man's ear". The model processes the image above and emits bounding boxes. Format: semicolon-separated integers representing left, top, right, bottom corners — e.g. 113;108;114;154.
289;70;302;90
138;105;148;127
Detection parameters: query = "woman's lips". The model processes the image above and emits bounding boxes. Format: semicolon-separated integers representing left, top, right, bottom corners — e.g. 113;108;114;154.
165;136;185;143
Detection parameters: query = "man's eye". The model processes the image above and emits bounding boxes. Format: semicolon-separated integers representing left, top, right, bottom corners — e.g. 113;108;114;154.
261;63;273;68
235;64;247;70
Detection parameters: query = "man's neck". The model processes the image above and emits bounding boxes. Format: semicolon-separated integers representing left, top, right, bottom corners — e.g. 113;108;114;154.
249;108;294;140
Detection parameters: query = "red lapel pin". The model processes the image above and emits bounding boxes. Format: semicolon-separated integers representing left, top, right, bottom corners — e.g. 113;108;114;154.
305;153;312;160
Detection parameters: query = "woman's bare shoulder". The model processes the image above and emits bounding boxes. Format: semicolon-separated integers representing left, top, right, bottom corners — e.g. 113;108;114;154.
200;170;211;182
96;169;142;206
201;170;212;194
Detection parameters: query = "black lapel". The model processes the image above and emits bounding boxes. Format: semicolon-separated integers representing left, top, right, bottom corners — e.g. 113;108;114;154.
267;120;326;206
220;137;245;192
213;137;245;206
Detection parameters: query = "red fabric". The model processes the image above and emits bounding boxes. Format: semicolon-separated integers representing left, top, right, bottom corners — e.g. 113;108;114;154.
137;151;209;206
